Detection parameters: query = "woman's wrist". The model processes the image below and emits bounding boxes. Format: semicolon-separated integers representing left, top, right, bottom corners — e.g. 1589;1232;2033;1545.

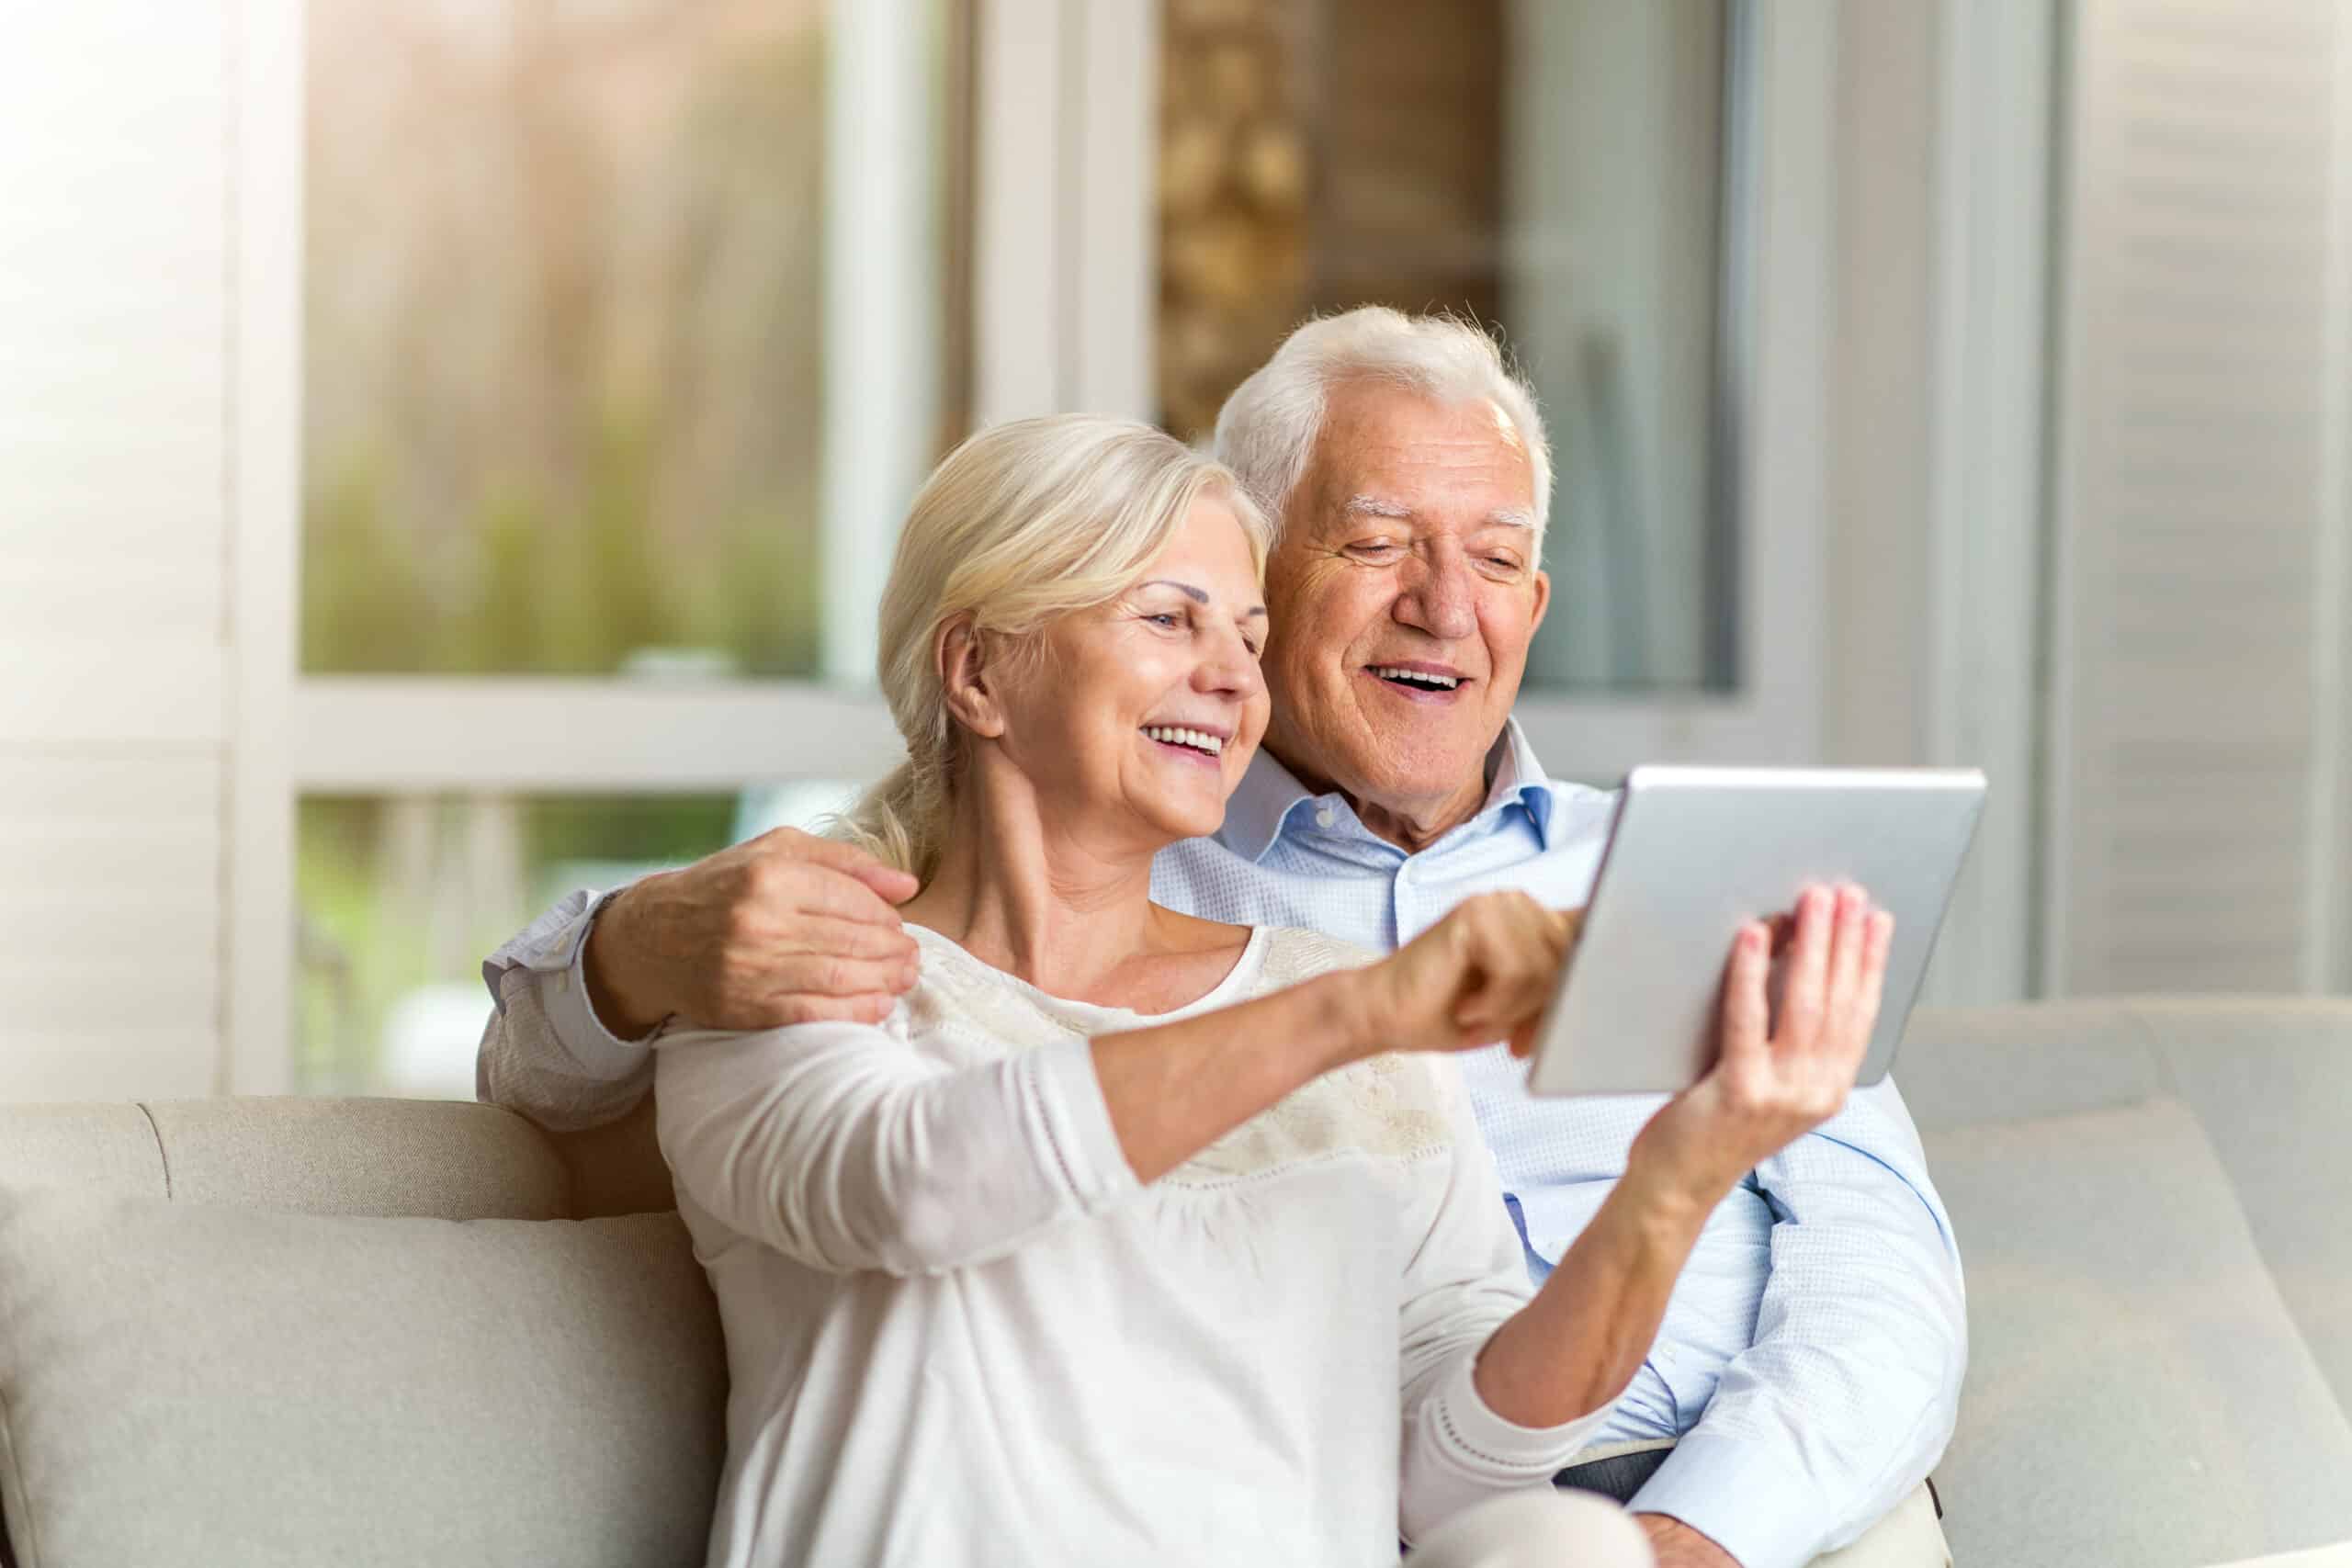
1296;968;1381;1075
1617;1137;1735;1234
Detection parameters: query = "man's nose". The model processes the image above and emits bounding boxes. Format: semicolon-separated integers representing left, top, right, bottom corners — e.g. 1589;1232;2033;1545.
1394;549;1479;641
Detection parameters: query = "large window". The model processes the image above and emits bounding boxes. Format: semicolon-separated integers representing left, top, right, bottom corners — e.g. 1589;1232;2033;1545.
282;0;1818;1092
1155;0;1741;693
296;785;860;1096
297;0;965;1092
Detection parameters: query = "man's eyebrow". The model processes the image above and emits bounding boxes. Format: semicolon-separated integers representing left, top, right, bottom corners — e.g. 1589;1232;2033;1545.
1343;494;1533;531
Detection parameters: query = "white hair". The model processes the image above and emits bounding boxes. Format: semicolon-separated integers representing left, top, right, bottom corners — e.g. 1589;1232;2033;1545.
1211;306;1553;551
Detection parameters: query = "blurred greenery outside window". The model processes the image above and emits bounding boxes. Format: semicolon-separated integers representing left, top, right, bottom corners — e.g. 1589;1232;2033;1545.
298;0;960;1091
296;785;863;1098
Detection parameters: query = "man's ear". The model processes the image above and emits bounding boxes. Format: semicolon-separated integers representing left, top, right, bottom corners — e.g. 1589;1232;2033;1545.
1527;567;1552;637
936;616;1007;739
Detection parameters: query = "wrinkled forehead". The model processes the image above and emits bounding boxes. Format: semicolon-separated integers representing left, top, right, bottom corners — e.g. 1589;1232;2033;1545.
1300;386;1537;530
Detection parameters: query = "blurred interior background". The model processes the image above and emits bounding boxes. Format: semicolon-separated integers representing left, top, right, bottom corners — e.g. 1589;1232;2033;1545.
4;0;2348;1102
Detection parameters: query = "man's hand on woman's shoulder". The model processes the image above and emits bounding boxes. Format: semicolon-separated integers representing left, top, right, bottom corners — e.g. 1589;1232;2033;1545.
585;829;922;1037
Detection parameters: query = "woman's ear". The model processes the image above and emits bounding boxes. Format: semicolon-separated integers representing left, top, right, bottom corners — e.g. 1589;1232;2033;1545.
936;616;1008;739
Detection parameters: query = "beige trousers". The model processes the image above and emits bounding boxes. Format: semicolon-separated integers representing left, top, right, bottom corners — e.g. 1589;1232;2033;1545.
1405;1491;1657;1568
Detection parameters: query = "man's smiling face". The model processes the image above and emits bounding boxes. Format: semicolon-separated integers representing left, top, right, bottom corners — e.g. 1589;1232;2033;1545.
1258;378;1551;851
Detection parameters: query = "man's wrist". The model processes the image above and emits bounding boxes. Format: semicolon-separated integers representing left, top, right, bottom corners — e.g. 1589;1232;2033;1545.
1634;1512;1741;1568
1629;1429;1829;1568
582;883;670;1041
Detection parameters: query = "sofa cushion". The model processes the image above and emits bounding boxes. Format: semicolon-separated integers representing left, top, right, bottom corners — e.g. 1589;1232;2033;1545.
0;1187;724;1568
1923;1098;2352;1568
2125;999;2352;1414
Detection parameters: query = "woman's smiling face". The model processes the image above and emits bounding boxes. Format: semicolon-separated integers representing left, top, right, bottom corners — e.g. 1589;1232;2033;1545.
987;496;1271;852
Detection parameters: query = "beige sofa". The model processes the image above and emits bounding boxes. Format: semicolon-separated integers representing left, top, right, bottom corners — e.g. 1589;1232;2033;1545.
3;998;2350;1567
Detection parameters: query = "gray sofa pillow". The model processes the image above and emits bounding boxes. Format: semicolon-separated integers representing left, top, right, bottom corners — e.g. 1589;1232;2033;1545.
1925;1099;2352;1568
0;1187;725;1568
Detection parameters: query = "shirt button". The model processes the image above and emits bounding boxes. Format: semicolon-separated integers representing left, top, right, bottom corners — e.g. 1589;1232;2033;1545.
1315;807;1336;829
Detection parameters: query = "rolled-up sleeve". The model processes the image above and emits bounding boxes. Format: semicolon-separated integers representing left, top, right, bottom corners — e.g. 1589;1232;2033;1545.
475;886;661;1132
653;1021;1139;1276
1397;1063;1612;1545
1626;1079;1966;1568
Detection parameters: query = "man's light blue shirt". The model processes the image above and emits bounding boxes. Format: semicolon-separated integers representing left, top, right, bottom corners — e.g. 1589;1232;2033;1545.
1149;721;1965;1568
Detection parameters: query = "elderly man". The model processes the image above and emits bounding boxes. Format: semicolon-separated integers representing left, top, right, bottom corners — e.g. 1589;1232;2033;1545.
478;308;1962;1568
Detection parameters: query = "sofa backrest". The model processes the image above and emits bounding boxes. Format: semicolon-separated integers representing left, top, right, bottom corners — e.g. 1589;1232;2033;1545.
0;1097;568;1220
1896;998;2352;1567
0;1097;722;1568
1902;995;2352;1407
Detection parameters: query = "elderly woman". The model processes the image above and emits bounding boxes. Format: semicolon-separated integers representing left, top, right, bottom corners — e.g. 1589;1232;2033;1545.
650;415;1892;1568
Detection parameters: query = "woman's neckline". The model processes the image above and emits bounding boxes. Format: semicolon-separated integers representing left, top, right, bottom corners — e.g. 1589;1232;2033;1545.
905;920;1270;1022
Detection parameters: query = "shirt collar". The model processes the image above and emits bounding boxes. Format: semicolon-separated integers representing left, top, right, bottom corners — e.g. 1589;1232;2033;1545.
1485;717;1558;847
1217;746;1324;863
1217;717;1556;863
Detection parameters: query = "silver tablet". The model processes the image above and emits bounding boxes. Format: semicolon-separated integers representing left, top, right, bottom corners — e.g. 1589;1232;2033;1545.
1524;765;1987;1098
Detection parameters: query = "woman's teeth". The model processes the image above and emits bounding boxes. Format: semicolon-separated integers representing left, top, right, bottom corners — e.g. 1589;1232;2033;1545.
1142;726;1224;756
1370;666;1461;690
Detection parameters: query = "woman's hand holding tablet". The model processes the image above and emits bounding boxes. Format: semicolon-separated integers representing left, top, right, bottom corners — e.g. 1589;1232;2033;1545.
1523;766;1986;1098
1623;884;1894;1205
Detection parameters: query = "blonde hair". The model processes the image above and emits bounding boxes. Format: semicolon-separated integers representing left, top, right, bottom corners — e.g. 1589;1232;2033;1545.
1213;306;1553;550
838;414;1271;881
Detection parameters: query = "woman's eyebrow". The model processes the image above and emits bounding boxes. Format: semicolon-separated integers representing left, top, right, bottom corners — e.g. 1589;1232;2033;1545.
1140;579;1266;618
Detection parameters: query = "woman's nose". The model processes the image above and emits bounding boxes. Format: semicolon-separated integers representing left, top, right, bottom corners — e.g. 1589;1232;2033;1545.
1194;633;1264;699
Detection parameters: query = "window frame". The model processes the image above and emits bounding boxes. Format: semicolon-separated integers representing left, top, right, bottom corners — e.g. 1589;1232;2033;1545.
239;0;1838;1092
1513;0;1834;781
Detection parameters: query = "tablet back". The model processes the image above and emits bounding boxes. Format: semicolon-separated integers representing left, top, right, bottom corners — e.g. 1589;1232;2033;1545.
1525;765;1987;1097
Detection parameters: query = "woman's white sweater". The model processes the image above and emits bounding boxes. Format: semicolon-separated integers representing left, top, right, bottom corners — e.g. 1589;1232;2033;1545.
652;923;1606;1567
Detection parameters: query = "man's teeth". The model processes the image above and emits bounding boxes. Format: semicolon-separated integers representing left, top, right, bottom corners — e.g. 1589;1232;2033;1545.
1143;726;1224;756
1370;666;1461;690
